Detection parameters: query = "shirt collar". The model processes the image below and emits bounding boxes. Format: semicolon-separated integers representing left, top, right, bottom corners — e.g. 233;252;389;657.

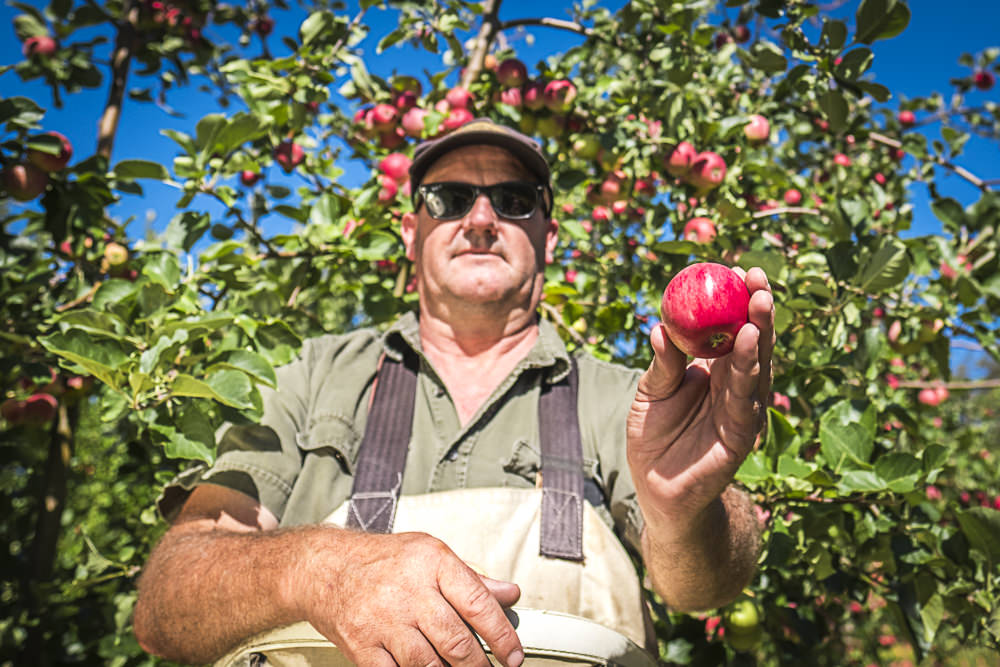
383;310;571;383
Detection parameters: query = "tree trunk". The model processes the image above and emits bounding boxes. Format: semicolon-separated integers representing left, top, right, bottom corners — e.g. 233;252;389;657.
21;402;77;666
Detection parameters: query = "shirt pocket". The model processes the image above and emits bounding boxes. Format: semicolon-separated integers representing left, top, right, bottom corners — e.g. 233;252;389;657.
502;439;608;508
295;415;361;475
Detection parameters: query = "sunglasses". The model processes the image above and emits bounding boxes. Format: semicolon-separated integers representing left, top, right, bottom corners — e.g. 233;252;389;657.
413;181;552;221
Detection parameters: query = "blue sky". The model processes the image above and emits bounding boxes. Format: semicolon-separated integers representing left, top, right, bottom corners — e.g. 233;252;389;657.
2;1;998;375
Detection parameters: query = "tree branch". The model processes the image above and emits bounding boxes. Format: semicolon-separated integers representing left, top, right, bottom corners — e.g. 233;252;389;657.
97;2;139;160
869;131;992;191
498;16;593;38
461;0;501;90
897;378;1000;390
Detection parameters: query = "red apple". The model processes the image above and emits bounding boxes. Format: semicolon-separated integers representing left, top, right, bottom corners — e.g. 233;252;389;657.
445;86;473;110
592;206;611;223
377;175;398;203
371;103;398;130
23;393;58;424
523;80;546;110
783;188;802;205
974;70;995;91
2;163;49;201
918;388;941;406
683;217;717;243
23;35;57;58
497;58;527;88
379;152;412;184
833;153;851;167
240;170;260;186
443;107;474;131
898;110;916;127
733;25;751;43
274;141;305;173
499;87;523;108
392;89;418;112
401;107;428;138
543;79;577;112
873;172;887;186
664;141;698;179
661;263;750;358
27;131;73;172
253;16;275;36
743;114;770;143
1;398;25;424
688;151;727;192
611;200;629;215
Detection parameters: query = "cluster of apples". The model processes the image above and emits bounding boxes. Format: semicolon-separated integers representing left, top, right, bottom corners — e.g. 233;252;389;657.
2;131;73;202
0;368;91;427
138;0;209;44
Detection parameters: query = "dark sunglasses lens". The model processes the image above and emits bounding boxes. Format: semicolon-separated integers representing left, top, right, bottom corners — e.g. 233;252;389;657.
425;184;476;218
491;183;537;218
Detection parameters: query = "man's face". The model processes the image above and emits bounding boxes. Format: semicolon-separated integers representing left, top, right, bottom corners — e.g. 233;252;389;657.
401;144;558;315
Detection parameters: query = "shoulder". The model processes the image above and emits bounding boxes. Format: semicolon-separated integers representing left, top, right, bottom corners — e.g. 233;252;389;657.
572;348;642;395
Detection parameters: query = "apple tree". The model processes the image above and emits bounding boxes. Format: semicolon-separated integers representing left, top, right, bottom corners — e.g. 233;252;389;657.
1;0;999;664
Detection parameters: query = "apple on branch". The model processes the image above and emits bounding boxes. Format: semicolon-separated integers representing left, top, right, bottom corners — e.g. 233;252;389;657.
2;163;49;201
23;35;57;58
743;114;770;143
664;141;698;179
274;140;305;173
496;58;527;88
27;131;73;172
689;151;727;193
379;152;412;185
660;262;750;358
682;217;717;243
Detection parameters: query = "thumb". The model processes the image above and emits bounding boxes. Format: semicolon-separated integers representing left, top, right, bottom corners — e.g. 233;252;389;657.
480;576;521;608
637;323;687;400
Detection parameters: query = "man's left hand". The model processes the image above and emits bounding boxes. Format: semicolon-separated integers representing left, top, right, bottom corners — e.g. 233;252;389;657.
627;266;774;534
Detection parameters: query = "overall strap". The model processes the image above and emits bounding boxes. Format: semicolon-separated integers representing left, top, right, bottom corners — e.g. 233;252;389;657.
346;351;585;561
345;352;417;533
538;357;584;561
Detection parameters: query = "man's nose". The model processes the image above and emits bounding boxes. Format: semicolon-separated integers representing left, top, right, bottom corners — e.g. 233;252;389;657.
462;193;498;230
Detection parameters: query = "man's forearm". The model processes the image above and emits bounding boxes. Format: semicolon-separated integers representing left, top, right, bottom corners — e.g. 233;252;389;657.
133;522;335;664
640;485;761;612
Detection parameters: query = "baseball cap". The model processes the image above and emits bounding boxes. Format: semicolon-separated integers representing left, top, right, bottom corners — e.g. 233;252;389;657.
408;118;552;191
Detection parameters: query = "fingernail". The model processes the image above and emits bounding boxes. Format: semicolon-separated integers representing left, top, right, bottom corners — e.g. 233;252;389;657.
508;648;524;667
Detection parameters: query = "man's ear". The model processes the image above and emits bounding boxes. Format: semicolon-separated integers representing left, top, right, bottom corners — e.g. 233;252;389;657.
544;217;559;264
401;211;418;262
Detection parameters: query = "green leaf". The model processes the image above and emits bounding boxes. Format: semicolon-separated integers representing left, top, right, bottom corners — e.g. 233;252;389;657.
215;113;267;154
835;48;873;81
874;452;921;492
819;89;848;132
93;279;140;311
956;508;1000;563
735;450;771;486
855;0;910;44
113;159;170;181
171;370;254;409
194;114;227;153
764;408;797;461
818;400;875;471
856;81;892;102
52;309;126;338
930;197;967;230
354;231;399;261
210;350;277;388
149;422;214;464
854;238;910;294
39;330;130;389
837;470;886;493
748;41;787;72
142;251;182;288
300;10;334;46
820;19;848;50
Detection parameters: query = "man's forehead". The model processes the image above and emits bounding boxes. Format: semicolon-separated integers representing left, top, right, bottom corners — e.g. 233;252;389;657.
423;144;532;181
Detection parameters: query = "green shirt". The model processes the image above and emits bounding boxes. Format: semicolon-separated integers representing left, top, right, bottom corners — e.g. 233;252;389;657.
159;311;646;553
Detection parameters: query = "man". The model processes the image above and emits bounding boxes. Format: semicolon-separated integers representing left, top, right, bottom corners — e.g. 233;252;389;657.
133;119;774;666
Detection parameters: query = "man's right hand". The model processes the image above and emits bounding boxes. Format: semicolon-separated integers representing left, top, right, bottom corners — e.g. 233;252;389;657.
134;484;524;666
295;528;524;667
